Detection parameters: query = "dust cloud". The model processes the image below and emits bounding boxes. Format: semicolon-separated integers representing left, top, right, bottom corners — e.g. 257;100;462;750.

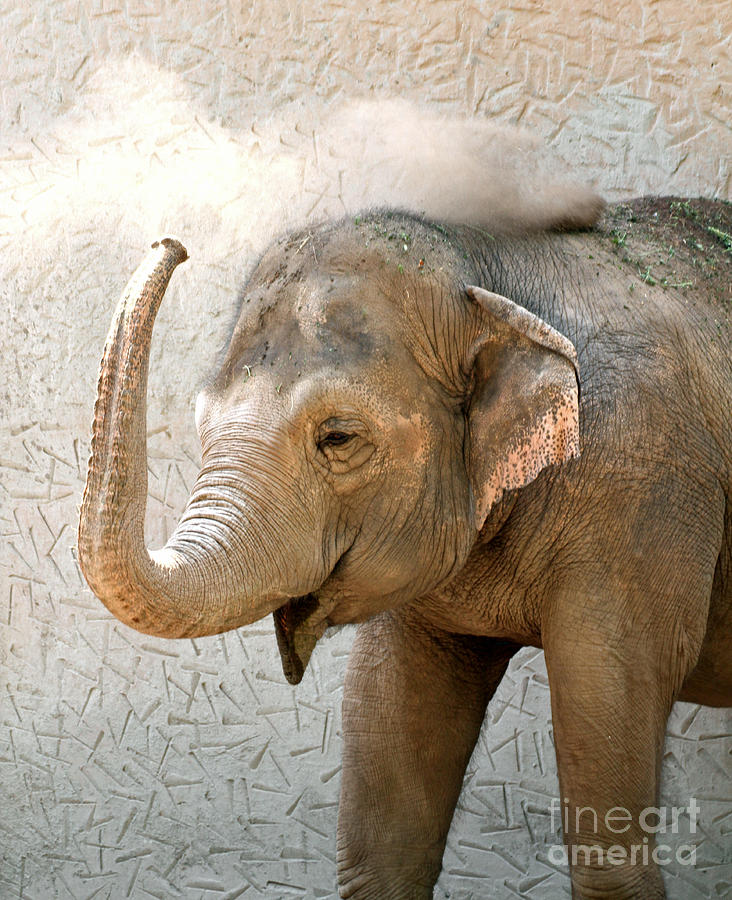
321;99;604;231
3;59;603;267
1;56;603;429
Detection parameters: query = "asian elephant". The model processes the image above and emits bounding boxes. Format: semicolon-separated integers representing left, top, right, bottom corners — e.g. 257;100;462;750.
78;196;731;900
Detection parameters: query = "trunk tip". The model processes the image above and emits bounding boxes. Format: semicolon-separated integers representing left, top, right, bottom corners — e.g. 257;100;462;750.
151;235;188;263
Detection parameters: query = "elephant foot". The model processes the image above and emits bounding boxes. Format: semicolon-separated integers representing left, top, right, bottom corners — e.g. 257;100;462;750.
337;865;434;900
570;857;665;899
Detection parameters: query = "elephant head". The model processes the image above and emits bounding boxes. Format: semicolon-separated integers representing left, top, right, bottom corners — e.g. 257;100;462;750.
78;216;579;682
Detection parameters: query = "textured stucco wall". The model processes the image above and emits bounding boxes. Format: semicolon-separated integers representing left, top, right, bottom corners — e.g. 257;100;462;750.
1;2;730;898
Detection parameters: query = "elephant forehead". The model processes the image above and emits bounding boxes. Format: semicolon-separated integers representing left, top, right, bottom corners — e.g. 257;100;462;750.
293;271;396;350
229;274;407;384
210;301;420;417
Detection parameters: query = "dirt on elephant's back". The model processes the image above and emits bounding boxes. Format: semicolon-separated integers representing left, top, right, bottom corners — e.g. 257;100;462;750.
599;197;731;315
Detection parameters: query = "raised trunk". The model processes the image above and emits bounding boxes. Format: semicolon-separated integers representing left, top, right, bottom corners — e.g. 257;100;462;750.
78;237;287;638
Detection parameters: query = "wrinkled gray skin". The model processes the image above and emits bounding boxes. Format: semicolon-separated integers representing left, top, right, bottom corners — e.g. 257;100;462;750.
79;198;731;900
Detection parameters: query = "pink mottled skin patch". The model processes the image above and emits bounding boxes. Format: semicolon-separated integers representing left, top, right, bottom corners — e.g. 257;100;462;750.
476;392;580;527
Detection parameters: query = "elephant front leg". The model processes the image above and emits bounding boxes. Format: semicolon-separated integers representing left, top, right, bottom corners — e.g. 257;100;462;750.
337;606;518;899
544;591;706;900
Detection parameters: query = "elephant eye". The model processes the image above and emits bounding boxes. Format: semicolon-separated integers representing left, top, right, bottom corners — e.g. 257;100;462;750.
321;431;352;448
316;420;375;472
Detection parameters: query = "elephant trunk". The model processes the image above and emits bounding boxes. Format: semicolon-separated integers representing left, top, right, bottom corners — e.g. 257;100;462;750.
78;238;287;638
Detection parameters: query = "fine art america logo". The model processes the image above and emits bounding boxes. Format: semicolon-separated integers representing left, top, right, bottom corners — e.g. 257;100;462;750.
548;798;700;867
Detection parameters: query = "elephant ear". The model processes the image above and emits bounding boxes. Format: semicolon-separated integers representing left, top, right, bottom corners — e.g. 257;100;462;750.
465;286;580;530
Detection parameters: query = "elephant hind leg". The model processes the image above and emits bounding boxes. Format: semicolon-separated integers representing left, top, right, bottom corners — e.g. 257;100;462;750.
337;606;518;899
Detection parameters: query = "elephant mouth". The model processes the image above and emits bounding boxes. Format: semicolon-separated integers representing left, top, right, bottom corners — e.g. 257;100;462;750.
273;594;329;685
273;543;356;684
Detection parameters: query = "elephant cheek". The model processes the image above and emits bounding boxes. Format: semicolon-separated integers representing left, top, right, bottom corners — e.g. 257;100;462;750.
391;412;429;465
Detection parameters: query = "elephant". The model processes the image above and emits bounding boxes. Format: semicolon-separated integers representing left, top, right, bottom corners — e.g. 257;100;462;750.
78;195;731;900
